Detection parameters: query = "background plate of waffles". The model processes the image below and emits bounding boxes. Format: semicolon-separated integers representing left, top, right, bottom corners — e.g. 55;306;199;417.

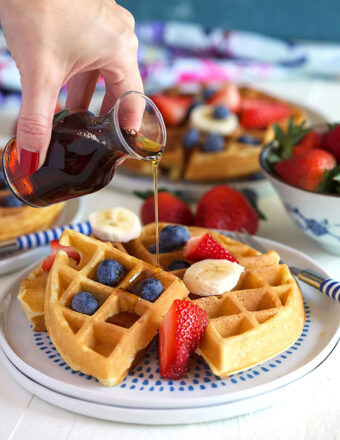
112;83;327;199
0;234;339;424
0;197;84;275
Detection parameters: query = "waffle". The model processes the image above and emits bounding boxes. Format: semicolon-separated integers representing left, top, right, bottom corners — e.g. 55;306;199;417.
18;241;128;332
127;223;305;377
44;230;189;386
122;85;307;181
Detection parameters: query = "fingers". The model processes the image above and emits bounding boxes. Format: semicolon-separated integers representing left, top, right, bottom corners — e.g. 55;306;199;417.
101;63;144;131
66;70;100;111
17;72;60;174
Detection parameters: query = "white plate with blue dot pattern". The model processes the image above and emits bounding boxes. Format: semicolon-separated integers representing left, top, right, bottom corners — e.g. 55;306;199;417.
0;236;339;416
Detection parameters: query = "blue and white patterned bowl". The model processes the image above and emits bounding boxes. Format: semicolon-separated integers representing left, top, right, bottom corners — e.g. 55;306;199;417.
260;128;340;255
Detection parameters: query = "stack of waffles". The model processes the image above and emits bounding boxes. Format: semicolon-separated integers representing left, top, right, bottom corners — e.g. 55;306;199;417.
18;224;305;385
122;85;307;182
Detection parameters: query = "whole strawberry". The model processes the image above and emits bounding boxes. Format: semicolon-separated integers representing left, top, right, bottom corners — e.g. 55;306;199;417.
140;191;193;225
322;124;340;162
293;130;322;156
158;299;208;379
274;149;336;191
195;185;259;234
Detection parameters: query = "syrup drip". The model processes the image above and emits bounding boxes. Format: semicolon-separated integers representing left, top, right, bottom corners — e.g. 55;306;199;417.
152;159;160;266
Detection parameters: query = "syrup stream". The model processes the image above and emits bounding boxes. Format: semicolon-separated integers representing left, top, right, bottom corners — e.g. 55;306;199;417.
152;159;160;266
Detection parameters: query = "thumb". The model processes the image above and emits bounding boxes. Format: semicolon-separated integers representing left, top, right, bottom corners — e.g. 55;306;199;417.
17;74;60;175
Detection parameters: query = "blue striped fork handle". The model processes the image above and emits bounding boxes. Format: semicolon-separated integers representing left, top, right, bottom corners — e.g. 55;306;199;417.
296;271;340;302
0;221;92;255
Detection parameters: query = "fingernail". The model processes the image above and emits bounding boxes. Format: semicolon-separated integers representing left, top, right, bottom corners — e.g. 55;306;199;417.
20;149;39;176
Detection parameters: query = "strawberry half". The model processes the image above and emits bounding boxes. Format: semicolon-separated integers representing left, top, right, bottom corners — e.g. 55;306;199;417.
158;299;208;379
240;98;290;129
42;239;81;272
183;233;238;263
151;95;192;126
208;84;241;113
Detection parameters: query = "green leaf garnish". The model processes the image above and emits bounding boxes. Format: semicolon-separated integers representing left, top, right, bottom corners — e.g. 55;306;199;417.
272;117;310;160
318;166;340;194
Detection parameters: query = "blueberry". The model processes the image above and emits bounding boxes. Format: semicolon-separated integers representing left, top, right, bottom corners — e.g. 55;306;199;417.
0;170;8;190
168;260;190;271
202;133;224;153
97;259;124;286
213;105;230;119
148;242;168;254
182;128;200;149
188;99;202;114
237;135;262;145
2;195;23;207
72;291;98;315
159;225;190;251
139;278;163;302
203;88;216;101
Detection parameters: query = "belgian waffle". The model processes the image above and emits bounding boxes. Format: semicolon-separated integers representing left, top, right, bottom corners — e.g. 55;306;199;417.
127;222;305;377
18;241;128;332
44;230;189;386
122;85;307;181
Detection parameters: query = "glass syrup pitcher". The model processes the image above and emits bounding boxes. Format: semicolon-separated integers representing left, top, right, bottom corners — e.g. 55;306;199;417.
2;91;166;207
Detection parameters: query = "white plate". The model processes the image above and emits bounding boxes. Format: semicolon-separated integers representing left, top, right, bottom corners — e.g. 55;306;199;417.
0;198;84;276
111;107;327;201
0;236;339;418
1;347;324;425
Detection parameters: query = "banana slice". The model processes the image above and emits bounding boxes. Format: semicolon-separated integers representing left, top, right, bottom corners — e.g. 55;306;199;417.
183;259;244;297
89;207;142;243
190;104;239;136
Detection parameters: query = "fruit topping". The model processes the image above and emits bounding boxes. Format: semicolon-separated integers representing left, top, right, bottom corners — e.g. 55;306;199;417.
208;84;241;113
202;133;224;153
168;260;191;271
97;259;124;286
2;195;24;207
322;123;340;162
183;233;238;263
182;128;200;149
151;94;192;126
140;278;163;302
148;242;168;254
89;207;141;243
72;291;98;315
237;134;262;145
203;87;216;101
274;149;336;191
293;129;321;156
183;259;244;296
213;105;230;119
188;99;202;115
140;191;193;226
42;239;80;272
194;185;259;234
158;299;208;379
159;225;191;251
240;98;290;129
190;105;238;136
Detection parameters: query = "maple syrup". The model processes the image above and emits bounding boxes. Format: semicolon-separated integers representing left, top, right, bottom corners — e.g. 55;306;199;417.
152;159;160;266
3;91;166;208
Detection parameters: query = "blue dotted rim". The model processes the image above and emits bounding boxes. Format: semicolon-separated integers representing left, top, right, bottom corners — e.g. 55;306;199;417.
33;302;311;393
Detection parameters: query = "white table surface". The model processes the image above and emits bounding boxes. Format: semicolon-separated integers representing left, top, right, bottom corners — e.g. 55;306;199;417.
1;79;340;439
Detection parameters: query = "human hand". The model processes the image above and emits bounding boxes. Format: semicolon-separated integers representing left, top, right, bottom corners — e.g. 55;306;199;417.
0;0;143;175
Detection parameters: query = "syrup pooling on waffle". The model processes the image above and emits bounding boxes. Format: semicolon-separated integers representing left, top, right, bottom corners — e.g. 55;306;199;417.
18;240;129;332
45;230;188;386
193;254;305;378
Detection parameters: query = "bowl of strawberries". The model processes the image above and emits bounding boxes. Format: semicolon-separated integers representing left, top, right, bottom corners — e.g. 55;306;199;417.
260;119;340;254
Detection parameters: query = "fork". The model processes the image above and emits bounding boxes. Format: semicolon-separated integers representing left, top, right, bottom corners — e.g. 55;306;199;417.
227;229;340;303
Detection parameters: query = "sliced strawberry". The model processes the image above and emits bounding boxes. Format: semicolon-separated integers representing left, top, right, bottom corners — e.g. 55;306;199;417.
42;239;80;272
183;233;238;263
151;95;193;126
208;84;241;113
293;130;322;156
158;299;208;379
240;98;290;129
